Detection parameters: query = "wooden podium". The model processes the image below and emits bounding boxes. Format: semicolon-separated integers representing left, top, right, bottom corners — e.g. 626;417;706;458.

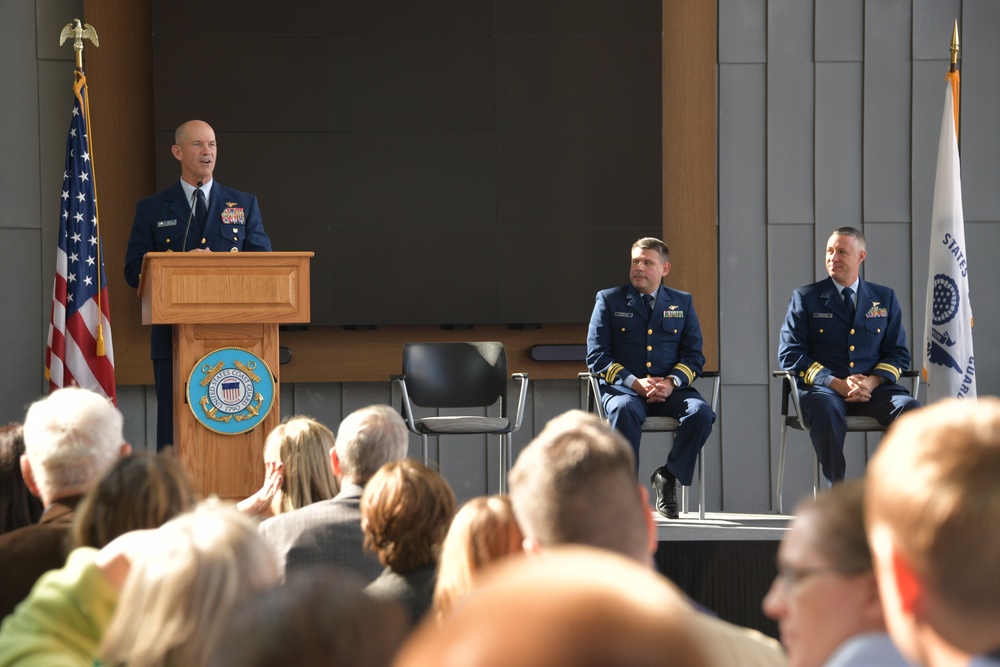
138;251;312;498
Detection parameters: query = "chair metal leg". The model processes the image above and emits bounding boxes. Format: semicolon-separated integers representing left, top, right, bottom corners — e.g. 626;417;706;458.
698;451;705;520
421;434;428;466
813;452;820;499
777;423;788;514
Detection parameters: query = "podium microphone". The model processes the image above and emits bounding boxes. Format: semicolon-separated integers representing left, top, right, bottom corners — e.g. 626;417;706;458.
182;180;203;251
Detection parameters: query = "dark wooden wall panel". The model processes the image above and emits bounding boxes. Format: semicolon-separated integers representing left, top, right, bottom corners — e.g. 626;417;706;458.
90;0;717;383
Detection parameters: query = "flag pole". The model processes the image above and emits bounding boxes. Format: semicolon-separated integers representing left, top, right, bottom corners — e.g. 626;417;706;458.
949;19;960;136
59;20;107;357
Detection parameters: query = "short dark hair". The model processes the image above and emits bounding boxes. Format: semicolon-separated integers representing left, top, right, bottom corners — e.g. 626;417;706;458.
632;237;669;262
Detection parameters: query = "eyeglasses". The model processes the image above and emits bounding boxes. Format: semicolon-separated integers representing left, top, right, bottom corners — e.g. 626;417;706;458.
773;564;851;589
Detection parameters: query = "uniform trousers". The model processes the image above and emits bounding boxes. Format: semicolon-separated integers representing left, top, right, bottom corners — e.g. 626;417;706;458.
798;383;920;483
601;385;714;485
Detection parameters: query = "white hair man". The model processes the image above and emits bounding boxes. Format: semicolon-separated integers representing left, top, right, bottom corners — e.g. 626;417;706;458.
0;387;129;618
259;404;410;582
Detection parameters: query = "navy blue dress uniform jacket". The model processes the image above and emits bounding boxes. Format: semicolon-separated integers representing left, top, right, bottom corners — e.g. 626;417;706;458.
587;284;705;391
123;180;272;359
778;277;910;389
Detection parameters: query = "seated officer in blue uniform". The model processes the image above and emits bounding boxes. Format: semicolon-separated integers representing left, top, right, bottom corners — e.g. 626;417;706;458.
778;227;920;484
124;120;272;450
586;237;715;519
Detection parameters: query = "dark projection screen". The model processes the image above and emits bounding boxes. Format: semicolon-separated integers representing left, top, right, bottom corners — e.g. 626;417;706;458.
150;0;662;326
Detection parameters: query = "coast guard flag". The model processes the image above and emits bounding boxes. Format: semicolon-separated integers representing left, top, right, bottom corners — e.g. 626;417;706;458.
45;71;116;403
922;69;975;403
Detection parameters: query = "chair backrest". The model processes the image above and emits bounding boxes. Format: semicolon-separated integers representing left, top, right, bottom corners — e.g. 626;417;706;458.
402;342;508;413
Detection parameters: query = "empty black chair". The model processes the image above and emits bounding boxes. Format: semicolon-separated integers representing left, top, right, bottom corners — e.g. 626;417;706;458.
392;342;529;492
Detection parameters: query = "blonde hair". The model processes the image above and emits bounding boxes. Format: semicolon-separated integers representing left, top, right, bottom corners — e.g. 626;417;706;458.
433;495;524;624
264;416;339;513
866;397;1000;617
100;502;279;667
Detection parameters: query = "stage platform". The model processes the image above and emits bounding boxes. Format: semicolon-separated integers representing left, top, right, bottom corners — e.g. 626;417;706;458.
653;511;790;639
655;510;791;541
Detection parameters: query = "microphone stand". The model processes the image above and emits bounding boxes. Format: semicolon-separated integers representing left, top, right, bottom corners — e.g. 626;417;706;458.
181;180;203;251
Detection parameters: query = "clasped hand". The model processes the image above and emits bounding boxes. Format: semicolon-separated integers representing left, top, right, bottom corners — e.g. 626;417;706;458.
633;376;673;404
834;374;881;403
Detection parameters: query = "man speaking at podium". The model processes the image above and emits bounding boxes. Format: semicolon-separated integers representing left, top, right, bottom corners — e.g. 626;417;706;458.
124;120;271;450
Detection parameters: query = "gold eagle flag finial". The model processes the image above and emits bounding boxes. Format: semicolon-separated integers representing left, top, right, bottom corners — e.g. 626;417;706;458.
59;19;99;69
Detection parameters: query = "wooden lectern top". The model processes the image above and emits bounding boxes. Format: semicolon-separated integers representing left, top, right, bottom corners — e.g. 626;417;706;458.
138;251;313;325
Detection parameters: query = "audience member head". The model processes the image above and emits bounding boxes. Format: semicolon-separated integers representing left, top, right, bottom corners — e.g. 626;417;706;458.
395;545;709;667
0;424;44;535
208;567;409;667
508;409;654;564
866;398;1000;666
0;423;43;534
361;459;456;574
70;453;197;549
433;495;523;624
100;501;279;667
264;416;339;513
333;405;409;485
763;480;885;667
21;387;128;506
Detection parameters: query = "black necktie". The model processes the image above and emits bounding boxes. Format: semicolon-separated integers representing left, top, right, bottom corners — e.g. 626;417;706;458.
643;294;654;320
842;287;855;321
196;189;208;233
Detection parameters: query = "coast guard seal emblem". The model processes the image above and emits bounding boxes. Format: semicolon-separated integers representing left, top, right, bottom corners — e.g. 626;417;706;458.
186;347;275;435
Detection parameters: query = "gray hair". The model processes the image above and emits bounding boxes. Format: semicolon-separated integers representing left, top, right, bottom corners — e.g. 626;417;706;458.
22;387;124;501
335;405;409;484
831;226;866;249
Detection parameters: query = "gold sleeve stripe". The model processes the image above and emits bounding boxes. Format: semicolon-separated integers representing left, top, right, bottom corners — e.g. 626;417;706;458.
804;362;825;386
674;363;695;385
604;363;625;385
874;363;902;381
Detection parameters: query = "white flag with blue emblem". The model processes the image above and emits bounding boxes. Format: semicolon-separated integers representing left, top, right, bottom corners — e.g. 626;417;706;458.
922;70;975;403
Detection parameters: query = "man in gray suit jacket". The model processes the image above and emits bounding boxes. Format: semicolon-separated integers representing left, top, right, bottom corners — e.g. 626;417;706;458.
259;405;409;583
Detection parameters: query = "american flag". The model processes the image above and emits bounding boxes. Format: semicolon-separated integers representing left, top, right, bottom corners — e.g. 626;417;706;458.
46;71;116;403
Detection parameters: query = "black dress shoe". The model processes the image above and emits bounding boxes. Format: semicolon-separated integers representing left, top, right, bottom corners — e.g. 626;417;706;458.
650;466;679;519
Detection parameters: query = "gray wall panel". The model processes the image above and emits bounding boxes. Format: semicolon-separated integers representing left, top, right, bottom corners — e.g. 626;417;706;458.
118;386;150;453
767;0;814;225
768;224;817;376
911;60;950;351
720;64;768;385
718;0;766;64
719;384;771;512
863;223;916;367
863;0;912;223
913;0;963;60
964;222;1000;398
815;0;863;63
1;1;39;231
815;63;863;232
961;1;1000;221
0;229;44;422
